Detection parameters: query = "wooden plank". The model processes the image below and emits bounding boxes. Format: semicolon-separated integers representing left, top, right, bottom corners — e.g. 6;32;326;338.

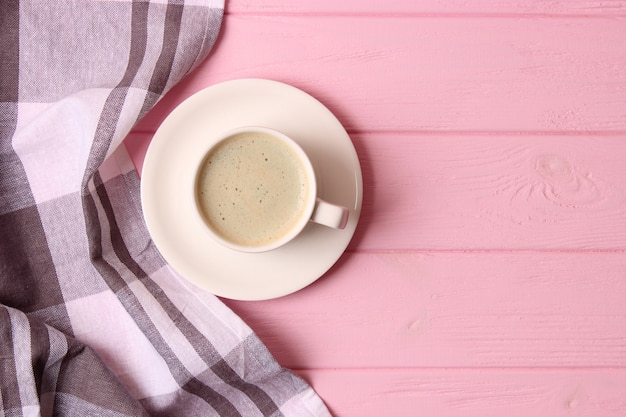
125;132;626;251
298;368;626;417
350;133;626;251
227;0;626;16
221;252;626;369
133;15;626;133
125;132;151;175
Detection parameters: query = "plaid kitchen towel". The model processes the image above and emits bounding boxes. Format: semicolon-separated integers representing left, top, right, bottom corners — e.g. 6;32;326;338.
0;1;331;416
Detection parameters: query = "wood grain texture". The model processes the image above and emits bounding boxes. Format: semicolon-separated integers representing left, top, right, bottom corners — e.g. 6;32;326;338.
133;15;626;133
350;133;626;251
222;252;626;369
298;369;626;417
227;0;626;16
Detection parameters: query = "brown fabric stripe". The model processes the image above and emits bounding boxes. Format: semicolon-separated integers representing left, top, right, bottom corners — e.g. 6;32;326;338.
0;307;22;411
182;378;243;416
136;1;185;121
0;0;19;105
82;0;150;185
212;359;283;417
27;314;51;406
119;1;151;89
151;1;184;93
0;0;29;215
0;151;34;214
0;206;64;313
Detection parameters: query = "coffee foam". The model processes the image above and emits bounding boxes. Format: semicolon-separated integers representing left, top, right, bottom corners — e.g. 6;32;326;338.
196;132;309;247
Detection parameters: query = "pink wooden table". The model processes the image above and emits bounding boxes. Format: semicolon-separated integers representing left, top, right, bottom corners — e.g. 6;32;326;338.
125;1;626;415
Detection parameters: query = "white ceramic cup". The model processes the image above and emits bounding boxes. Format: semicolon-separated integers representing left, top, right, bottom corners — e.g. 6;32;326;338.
193;126;349;253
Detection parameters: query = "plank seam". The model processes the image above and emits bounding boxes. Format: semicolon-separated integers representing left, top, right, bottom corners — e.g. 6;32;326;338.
346;129;626;136
225;11;626;19
128;129;626;137
345;249;626;254
292;366;626;372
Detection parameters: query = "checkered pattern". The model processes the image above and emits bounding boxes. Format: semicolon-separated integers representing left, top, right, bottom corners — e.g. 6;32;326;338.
0;1;331;416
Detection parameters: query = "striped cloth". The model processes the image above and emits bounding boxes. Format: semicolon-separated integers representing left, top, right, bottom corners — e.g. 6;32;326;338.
0;1;331;416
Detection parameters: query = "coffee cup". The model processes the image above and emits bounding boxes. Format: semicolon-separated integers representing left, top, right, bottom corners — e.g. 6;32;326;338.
193;126;349;253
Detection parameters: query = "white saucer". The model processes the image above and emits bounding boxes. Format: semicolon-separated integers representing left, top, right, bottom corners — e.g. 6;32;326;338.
141;78;363;300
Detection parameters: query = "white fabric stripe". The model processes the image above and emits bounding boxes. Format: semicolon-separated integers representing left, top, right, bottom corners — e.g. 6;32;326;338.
7;309;39;414
13;92;108;204
150;265;254;358
104;88;151;160
65;291;180;399
87;176;131;281
126;280;208;377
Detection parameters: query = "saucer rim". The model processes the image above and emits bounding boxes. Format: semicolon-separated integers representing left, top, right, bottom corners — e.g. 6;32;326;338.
141;78;363;300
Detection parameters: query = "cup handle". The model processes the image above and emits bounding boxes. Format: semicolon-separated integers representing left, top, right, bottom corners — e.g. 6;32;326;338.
310;198;349;229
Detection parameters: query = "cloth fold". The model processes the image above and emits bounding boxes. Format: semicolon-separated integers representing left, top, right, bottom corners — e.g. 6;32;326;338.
0;1;331;416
